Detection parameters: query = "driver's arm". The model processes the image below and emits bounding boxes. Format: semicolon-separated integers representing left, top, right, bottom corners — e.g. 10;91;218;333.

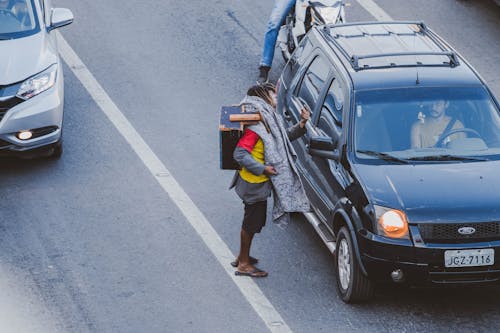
410;122;422;149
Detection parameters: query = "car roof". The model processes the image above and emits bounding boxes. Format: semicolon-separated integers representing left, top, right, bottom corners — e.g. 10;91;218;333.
317;22;483;90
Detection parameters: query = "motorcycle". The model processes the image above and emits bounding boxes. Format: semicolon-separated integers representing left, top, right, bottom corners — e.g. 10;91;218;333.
277;0;346;60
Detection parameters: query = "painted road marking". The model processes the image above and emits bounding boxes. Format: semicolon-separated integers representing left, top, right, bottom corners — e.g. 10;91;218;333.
355;0;393;21
56;31;293;333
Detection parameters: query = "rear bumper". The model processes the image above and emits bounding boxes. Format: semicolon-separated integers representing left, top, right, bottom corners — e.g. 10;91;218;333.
360;233;500;285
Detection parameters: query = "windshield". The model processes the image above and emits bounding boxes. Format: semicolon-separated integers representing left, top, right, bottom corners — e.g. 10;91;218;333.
354;87;500;162
0;0;39;38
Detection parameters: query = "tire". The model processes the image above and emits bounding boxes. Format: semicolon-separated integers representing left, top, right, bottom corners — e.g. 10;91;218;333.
334;227;374;303
46;139;63;159
50;140;63;158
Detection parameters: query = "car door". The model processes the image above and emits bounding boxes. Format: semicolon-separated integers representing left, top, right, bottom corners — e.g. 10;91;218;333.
283;51;331;213
306;72;350;226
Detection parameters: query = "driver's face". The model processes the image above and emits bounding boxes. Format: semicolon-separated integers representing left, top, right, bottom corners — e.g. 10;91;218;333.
430;100;447;118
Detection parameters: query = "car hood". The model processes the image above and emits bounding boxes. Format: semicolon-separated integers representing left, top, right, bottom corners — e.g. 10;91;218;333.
0;33;57;85
354;161;500;223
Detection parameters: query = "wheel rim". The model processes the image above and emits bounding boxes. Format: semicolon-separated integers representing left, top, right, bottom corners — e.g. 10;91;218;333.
338;238;351;291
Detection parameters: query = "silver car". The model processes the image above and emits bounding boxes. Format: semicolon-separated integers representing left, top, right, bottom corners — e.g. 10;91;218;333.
0;0;73;158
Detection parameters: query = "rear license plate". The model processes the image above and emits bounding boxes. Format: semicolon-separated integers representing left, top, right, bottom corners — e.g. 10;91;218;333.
444;249;494;268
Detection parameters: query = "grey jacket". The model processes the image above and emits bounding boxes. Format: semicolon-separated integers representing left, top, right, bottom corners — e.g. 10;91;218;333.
230;122;306;205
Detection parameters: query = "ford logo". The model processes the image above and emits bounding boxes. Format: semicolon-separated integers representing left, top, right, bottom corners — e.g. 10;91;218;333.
458;227;476;235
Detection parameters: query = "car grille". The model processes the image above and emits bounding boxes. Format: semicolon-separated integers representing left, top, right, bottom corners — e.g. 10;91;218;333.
0;96;24;122
418;222;500;243
429;266;500;284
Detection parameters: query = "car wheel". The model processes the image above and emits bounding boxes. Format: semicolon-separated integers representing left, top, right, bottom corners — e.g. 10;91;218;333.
334;227;374;303
47;140;63;159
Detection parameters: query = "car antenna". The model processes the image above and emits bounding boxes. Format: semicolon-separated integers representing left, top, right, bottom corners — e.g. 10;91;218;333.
413;23;420;85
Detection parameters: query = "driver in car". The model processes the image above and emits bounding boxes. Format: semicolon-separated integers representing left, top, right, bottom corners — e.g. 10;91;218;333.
12;0;29;25
411;99;464;148
0;0;12;10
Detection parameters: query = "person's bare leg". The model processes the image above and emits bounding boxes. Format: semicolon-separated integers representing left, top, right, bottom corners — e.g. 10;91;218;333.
237;229;267;277
238;228;254;266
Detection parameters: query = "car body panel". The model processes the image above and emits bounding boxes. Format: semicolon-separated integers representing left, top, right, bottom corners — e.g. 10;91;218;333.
278;22;500;286
0;33;57;85
353;161;500;224
0;0;72;156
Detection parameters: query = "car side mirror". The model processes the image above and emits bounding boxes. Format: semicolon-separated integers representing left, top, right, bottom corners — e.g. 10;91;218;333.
308;135;340;161
48;8;74;32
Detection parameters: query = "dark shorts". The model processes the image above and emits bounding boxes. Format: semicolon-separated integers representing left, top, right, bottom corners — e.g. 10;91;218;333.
242;200;267;234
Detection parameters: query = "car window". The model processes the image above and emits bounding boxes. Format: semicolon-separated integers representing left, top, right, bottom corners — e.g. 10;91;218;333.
295;38;314;64
283;38;314;85
0;0;40;37
317;106;338;138
296;55;330;112
354;87;500;161
324;78;345;126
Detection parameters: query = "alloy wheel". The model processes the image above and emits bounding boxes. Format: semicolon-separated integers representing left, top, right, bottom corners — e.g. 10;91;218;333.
338;238;351;291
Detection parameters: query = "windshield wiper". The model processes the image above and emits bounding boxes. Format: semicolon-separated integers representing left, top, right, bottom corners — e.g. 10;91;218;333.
356;150;408;164
407;154;487;161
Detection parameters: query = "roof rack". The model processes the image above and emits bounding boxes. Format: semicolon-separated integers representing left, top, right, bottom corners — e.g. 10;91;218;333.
351;51;459;70
322;21;460;71
326;21;428;33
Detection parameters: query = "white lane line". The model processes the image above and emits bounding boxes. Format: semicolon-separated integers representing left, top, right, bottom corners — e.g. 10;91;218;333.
355;0;393;21
56;31;293;333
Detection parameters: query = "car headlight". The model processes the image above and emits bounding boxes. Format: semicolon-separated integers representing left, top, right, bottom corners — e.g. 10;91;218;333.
374;205;409;239
17;64;58;100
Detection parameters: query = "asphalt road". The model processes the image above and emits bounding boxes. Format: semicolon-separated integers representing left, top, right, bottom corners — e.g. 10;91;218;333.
1;0;500;332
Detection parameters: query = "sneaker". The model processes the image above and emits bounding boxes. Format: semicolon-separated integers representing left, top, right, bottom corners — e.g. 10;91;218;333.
257;66;270;84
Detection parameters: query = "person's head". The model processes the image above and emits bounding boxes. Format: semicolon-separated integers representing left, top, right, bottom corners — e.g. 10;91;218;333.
430;99;449;118
247;82;277;108
0;0;10;9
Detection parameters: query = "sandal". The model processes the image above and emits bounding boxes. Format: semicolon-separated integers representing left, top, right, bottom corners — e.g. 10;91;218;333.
235;268;268;278
230;256;258;268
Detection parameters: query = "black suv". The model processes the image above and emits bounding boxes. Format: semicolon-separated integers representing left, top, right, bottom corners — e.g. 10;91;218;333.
276;21;500;302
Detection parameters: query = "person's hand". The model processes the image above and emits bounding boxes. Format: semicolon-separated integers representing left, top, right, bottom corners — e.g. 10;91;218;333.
263;165;277;176
299;107;310;128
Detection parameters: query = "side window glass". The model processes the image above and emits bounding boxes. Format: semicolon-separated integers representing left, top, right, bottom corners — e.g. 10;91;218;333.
296;55;330;112
294;38;313;64
285;38;313;84
317;106;335;137
324;78;345;126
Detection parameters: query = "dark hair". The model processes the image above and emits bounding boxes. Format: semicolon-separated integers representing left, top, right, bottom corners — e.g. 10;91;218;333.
247;82;276;106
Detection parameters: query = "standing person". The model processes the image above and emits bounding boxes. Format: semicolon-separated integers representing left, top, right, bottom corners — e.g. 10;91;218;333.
230;83;310;277
258;0;296;83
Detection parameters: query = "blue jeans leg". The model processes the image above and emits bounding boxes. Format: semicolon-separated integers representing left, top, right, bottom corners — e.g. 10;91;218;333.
260;0;296;68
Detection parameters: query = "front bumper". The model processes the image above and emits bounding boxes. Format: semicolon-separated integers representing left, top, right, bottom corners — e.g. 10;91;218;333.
0;65;64;154
359;231;500;285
